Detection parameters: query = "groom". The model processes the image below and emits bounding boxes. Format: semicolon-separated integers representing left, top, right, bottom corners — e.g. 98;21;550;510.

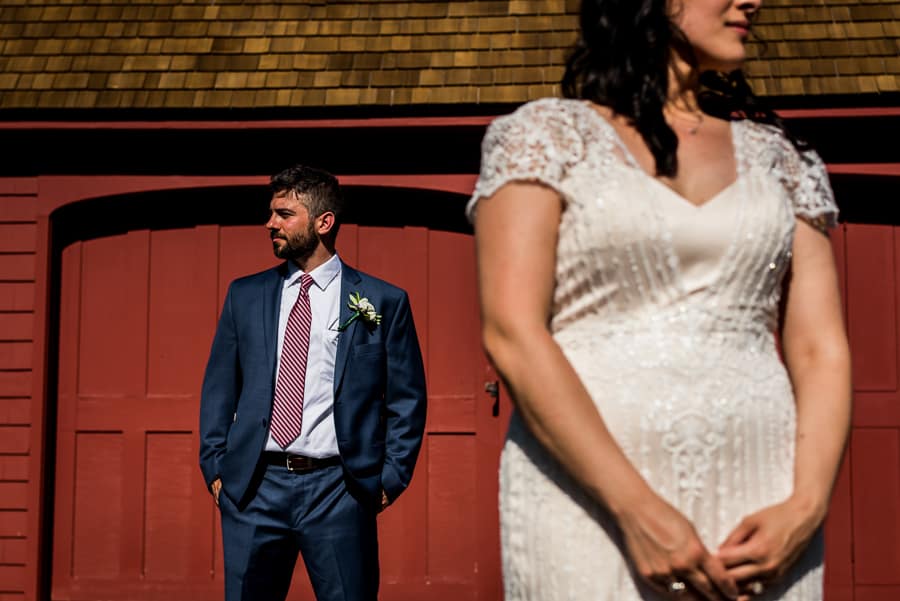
199;164;427;601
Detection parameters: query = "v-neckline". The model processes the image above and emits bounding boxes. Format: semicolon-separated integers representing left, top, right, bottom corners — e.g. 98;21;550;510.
643;174;741;214
579;101;743;210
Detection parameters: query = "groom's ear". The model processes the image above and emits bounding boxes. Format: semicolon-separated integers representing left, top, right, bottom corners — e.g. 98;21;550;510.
316;211;336;237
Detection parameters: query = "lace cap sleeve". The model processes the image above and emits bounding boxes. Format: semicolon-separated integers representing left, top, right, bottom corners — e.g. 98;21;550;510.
783;144;839;233
465;99;581;222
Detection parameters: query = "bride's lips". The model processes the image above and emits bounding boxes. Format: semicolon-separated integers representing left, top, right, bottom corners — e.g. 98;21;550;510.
727;20;751;36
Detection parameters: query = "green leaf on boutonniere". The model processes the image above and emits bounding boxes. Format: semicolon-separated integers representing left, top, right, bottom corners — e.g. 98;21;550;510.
337;291;382;331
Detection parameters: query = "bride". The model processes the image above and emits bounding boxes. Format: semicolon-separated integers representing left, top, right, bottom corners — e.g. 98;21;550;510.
468;0;852;599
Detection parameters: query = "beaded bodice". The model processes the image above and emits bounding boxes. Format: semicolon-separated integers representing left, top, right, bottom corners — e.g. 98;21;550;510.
468;98;837;353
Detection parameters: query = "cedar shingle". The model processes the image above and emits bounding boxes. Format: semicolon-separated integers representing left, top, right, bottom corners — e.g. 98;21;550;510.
340;70;369;87
448;69;495;86
174;21;209;38
184;72;215;90
158;72;186;89
209;20;236;36
400;19;427;35
53;72;90;89
163;89;195;107
325;88;361;105
295;54;329;70
210;36;243;53
264;71;299;89
95;6;124;21
254;89;279;106
47;55;74;71
0;73;19;89
123;55;171;71
228;90;257;107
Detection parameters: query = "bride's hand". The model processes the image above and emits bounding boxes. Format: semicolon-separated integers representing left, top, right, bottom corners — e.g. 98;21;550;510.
716;497;824;595
618;497;739;600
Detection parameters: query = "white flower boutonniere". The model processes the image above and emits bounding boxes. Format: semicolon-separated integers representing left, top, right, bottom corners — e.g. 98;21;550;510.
337;292;383;331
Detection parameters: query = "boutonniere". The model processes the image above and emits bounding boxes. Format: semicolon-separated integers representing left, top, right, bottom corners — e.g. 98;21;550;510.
337;292;382;331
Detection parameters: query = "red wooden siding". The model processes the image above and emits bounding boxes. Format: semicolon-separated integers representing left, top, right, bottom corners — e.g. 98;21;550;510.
50;215;501;601
0;178;38;601
0;174;899;600
841;224;900;601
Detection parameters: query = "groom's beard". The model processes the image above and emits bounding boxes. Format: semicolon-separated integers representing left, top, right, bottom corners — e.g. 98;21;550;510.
271;222;318;261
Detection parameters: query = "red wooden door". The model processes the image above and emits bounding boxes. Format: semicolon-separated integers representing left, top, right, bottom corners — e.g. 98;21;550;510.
51;219;503;600
824;223;900;601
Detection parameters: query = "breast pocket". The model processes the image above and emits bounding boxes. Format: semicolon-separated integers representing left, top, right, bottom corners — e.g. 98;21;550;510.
321;329;341;382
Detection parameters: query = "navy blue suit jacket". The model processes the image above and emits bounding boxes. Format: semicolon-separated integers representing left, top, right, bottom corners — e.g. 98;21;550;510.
199;260;427;509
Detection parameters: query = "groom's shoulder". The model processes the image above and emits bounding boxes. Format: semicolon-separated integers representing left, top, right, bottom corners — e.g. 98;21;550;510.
230;264;283;291
345;265;408;300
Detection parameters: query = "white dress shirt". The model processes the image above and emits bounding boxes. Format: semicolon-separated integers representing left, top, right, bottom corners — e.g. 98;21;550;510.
265;254;342;457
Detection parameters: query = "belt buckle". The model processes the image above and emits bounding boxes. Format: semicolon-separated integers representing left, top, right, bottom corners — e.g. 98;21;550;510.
285;455;295;471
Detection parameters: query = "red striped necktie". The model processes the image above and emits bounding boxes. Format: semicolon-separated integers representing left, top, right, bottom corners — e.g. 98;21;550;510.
270;273;314;449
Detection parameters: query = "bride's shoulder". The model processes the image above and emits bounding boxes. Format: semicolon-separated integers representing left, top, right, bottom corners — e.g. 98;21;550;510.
738;119;825;167
509;96;589;117
489;97;588;137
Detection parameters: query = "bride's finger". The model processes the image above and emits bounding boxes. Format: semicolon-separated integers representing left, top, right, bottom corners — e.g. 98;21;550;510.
717;539;762;568
698;555;739;600
681;569;724;601
724;562;767;582
719;518;757;549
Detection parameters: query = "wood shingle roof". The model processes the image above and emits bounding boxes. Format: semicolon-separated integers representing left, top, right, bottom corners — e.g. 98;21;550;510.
0;0;897;110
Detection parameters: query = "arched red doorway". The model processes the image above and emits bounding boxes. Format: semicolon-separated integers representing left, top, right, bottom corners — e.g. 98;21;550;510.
47;184;505;601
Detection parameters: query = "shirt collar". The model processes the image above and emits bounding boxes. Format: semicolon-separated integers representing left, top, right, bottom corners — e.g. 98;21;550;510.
285;254;342;291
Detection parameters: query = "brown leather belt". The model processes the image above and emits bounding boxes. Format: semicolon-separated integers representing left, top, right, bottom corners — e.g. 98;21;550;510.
263;452;341;473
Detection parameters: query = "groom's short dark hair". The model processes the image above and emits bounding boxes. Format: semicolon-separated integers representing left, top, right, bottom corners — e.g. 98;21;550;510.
270;164;344;234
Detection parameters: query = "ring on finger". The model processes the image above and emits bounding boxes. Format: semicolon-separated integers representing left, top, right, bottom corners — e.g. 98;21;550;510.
748;580;765;595
667;580;687;595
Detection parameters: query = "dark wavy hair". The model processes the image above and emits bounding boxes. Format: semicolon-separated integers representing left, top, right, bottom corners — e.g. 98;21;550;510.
270;164;345;236
562;0;805;177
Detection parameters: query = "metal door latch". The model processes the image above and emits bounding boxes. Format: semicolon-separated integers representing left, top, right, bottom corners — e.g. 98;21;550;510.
485;380;500;417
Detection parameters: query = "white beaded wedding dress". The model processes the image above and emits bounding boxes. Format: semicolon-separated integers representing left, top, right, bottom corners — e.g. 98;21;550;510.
467;98;838;601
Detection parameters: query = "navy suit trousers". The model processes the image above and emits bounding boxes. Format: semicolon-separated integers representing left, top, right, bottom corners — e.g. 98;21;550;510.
219;463;379;601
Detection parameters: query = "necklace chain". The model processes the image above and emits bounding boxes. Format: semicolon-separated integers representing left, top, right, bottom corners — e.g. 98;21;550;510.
666;109;704;135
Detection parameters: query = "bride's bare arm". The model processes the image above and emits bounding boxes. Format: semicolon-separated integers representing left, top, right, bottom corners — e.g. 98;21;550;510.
475;182;739;601
719;219;852;587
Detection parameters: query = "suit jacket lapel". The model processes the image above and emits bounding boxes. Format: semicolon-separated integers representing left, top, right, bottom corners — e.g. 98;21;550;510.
263;263;288;378
334;261;362;394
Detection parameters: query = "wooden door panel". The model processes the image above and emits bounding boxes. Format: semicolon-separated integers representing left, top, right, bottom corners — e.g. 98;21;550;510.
54;218;499;601
71;432;124;580
824;446;853;599
143;432;196;580
425;435;478;582
851;428;900;585
77;232;150;398
846;225;896;392
147;227;218;397
856;586;900;601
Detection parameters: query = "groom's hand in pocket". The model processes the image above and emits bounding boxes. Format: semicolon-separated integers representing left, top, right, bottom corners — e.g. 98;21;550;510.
210;478;222;507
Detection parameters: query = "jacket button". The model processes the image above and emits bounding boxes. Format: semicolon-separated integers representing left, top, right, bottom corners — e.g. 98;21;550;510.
261;419;267;427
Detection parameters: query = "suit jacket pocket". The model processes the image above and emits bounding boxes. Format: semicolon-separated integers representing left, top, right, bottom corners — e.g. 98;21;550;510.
352;342;385;359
